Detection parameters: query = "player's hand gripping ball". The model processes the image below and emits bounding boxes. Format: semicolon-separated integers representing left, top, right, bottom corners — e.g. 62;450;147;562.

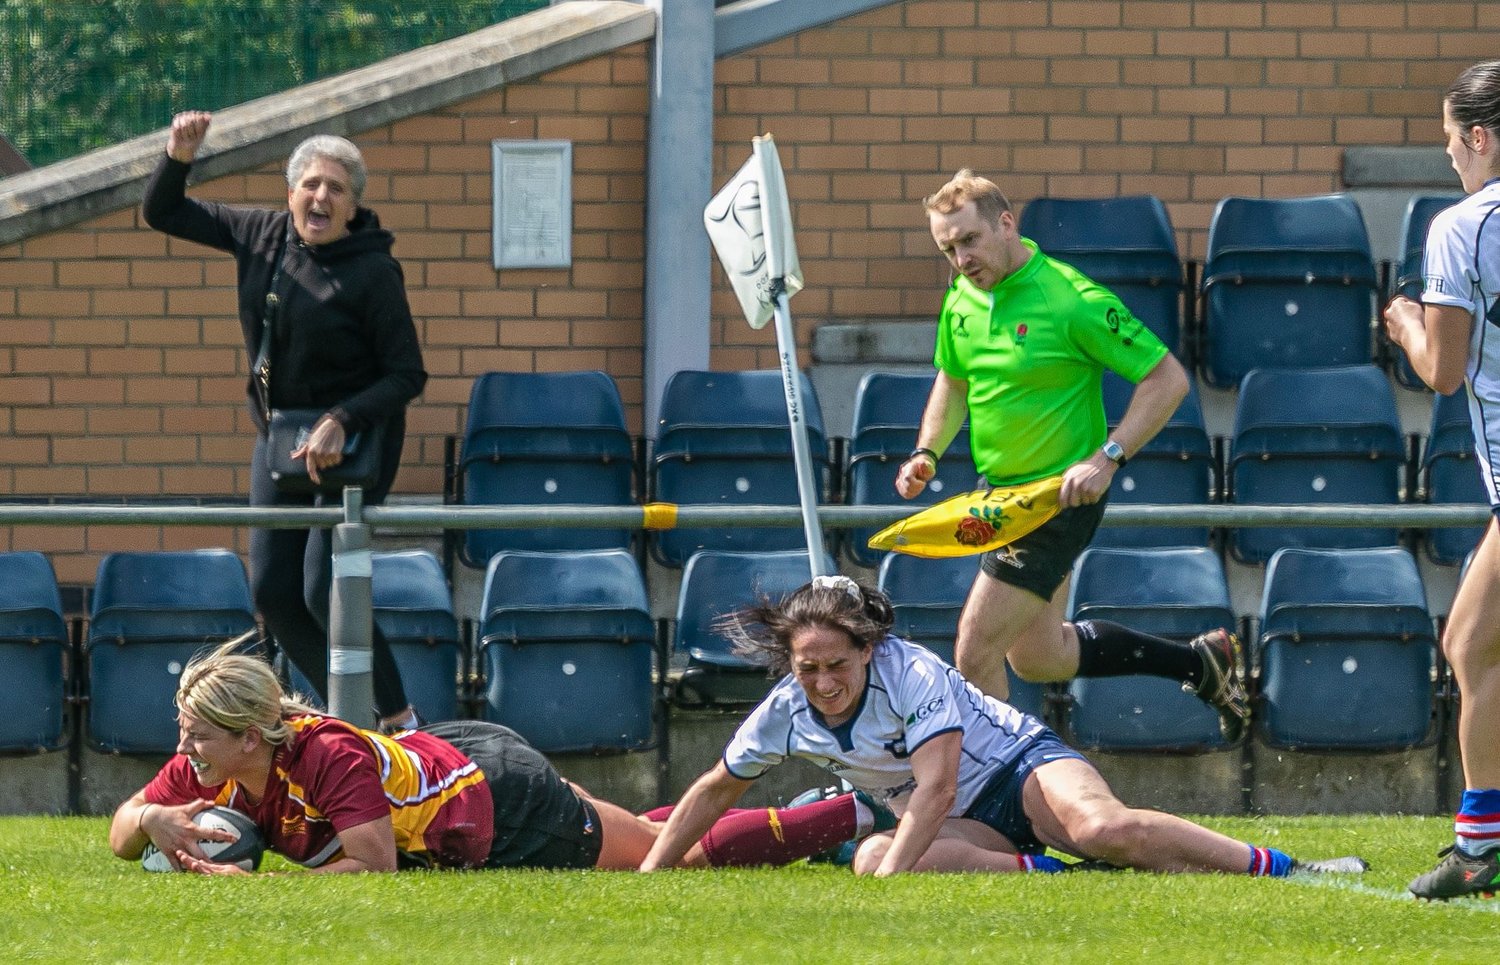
141;806;265;872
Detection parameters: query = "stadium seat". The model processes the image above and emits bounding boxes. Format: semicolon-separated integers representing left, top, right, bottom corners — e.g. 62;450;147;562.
87;550;257;754
1092;371;1215;548
457;370;635;567
1064;547;1234;751
673;549;831;706
1423;387;1489;566
1200;195;1379;387
1019;195;1186;358
0;551;69;752
650;370;831;568
1227;365;1405;564
1257;547;1437;750
875;553;1046;719
371;550;462;723
1390;194;1463;389
478;549;655;753
844;371;978;567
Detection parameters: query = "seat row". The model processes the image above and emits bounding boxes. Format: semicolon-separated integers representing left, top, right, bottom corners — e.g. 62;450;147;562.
0;549;466;758
1018;191;1463;390
447;365;1490;573
0;542;1443;759
760;545;1440;755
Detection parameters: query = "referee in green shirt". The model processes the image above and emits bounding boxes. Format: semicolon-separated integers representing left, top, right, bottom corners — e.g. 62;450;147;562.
894;170;1248;742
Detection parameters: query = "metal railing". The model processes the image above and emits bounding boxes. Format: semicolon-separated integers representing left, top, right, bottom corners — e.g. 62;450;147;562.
0;499;1489;530
5;493;1487;723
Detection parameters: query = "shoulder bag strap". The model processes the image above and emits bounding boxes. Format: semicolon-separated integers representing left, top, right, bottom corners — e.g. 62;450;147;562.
252;222;294;423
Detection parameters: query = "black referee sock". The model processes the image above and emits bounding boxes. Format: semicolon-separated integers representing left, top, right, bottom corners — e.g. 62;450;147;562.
1073;619;1202;687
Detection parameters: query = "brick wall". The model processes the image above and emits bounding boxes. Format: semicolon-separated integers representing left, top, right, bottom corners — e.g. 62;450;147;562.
0;45;650;583
2;1;1498;582
713;0;1500;368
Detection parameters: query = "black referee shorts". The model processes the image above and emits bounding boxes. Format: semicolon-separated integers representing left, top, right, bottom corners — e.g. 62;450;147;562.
979;497;1108;601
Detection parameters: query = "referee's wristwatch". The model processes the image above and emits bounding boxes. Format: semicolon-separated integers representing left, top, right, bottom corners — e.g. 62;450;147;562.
1100;439;1128;467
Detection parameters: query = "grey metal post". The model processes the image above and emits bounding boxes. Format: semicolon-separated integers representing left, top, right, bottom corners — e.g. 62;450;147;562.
643;0;714;433
327;486;375;727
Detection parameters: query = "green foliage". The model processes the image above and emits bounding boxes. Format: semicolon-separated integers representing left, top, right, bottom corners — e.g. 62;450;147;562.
0;814;1495;963
0;0;548;169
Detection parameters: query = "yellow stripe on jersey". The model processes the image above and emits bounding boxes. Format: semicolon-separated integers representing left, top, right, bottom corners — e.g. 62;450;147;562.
284;714;488;856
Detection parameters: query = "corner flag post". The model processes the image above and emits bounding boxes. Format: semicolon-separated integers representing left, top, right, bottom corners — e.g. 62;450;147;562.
704;134;829;577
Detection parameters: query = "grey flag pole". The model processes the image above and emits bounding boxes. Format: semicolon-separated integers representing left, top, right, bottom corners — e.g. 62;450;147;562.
753;136;828;578
767;287;829;578
327;486;375;727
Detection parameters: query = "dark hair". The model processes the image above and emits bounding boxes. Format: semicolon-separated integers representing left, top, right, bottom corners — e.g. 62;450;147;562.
1447;61;1500;137
718;576;895;677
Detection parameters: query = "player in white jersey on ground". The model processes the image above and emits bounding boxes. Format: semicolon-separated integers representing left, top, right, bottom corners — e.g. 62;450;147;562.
640;575;1365;878
1385;59;1500;901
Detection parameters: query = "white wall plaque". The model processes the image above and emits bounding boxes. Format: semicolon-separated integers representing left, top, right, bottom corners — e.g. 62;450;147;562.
492;140;572;269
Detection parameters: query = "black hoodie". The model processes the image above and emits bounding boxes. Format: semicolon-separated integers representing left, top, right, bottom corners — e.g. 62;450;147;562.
142;154;427;435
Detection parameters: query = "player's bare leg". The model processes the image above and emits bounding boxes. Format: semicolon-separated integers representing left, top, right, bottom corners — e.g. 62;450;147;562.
1411;520;1500;899
1022;758;1244;871
1445;520;1500;790
851;819;1036;874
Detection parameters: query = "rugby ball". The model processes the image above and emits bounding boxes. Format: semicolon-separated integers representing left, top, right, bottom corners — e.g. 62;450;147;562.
142;806;265;872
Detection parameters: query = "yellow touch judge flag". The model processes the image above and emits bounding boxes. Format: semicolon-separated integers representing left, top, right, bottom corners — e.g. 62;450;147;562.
867;475;1065;559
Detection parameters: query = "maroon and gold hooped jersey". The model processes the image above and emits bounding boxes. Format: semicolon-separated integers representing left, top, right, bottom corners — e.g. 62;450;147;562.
145;714;494;868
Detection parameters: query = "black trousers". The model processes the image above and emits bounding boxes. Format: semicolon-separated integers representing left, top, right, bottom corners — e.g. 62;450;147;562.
248;431;408;716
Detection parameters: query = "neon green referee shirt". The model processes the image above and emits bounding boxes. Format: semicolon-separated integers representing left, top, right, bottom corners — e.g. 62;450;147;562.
934;239;1168;486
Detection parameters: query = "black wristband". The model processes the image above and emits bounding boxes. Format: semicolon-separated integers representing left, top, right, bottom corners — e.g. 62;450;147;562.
910;447;938;464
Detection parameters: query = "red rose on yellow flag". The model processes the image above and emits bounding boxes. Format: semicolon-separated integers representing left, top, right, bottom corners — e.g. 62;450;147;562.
867;474;1064;559
954;515;997;547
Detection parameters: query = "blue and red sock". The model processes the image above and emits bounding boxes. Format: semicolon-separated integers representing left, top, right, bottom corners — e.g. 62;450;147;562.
1246;845;1294;877
1455;788;1500;856
1018;853;1065;873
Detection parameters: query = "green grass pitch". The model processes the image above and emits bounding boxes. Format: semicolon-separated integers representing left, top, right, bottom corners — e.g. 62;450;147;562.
1;814;1495;963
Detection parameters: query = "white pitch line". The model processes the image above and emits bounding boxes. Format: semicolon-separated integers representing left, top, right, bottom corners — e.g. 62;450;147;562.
1289;872;1500;913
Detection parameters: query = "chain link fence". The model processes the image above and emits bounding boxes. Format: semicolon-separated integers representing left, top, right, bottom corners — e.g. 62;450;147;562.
0;0;548;169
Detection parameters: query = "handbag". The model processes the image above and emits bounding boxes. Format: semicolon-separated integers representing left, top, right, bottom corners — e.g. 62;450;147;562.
267;408;386;494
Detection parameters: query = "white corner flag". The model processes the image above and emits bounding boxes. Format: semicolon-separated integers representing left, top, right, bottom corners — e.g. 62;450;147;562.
702;135;827;576
704;135;803;330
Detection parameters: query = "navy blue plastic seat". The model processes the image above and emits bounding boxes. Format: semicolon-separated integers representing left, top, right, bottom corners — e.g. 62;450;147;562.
1228;365;1404;564
651;370;830;567
1257;547;1437;750
479;549;655;753
875;553;1046;718
371;551;462;723
88;550;257;754
845;371;978;567
673;549;830;706
1200;195;1379;387
1391;195;1464;389
1064;547;1234;751
1019;195;1185;357
1423;387;1488;565
459;370;635;566
0;552;69;751
1092;371;1214;548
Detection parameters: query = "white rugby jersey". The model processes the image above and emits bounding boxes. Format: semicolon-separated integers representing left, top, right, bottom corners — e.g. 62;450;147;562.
1422;179;1500;506
722;635;1047;816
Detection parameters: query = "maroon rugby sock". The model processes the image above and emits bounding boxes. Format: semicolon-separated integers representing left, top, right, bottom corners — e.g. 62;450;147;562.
698;794;860;867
